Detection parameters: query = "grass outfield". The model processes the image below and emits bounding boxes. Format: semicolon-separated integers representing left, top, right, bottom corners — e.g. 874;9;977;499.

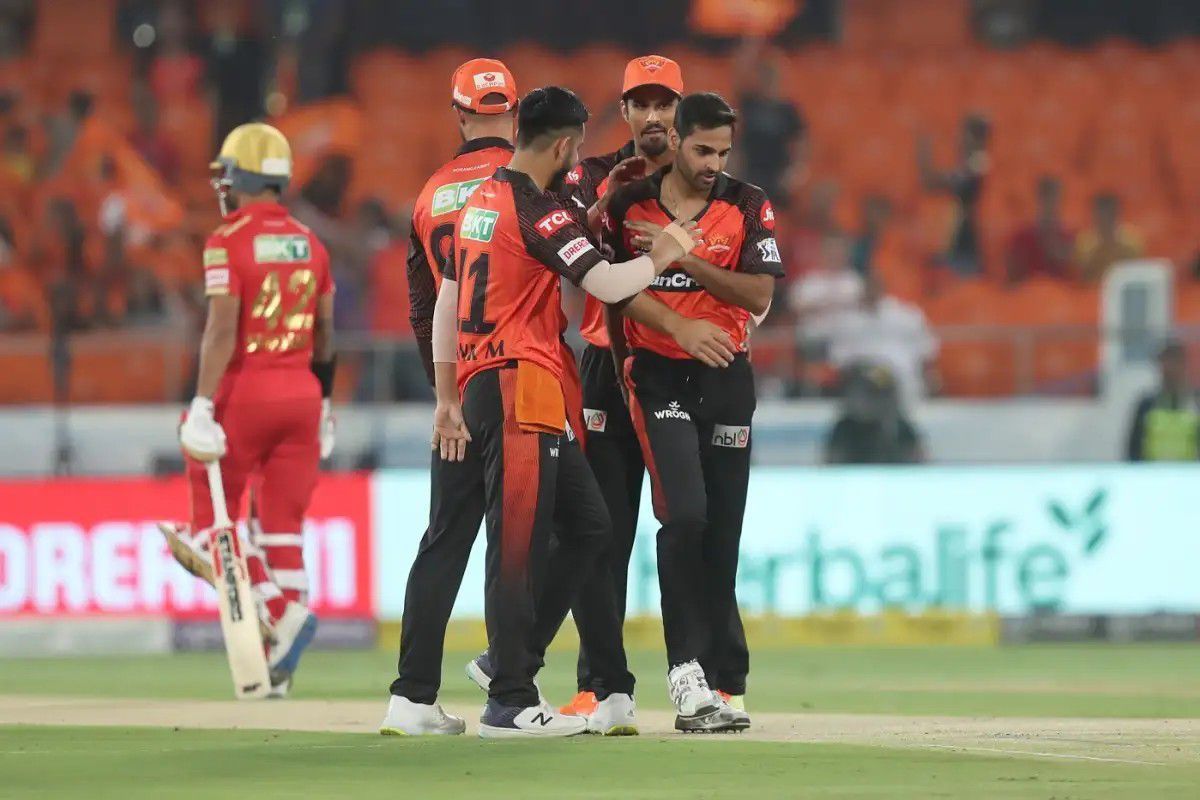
4;644;1200;717
3;645;1199;798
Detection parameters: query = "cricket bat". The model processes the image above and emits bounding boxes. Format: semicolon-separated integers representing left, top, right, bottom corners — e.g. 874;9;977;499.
206;460;271;700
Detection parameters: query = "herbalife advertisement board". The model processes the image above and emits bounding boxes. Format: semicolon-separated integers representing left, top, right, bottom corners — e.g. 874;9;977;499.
374;464;1200;618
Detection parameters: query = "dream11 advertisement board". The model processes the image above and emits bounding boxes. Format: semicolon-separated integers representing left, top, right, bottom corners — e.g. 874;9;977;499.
0;473;374;619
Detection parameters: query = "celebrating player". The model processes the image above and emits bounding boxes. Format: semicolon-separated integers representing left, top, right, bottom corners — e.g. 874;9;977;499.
557;54;738;719
380;58;518;736
429;86;700;738
605;93;782;732
160;122;336;695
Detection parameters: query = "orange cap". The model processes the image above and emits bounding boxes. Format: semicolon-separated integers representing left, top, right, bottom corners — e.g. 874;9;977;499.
451;58;518;114
622;55;684;98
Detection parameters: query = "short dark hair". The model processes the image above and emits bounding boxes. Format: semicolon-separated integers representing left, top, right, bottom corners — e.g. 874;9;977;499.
516;86;588;148
674;92;736;140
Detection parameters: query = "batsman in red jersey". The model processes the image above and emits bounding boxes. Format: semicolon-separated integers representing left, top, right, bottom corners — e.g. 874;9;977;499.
428;86;702;738
163;123;336;695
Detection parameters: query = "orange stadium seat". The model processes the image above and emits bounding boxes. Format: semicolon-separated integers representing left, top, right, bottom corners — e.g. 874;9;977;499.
995;279;1099;394
33;0;117;60
66;336;189;404
925;280;1018;396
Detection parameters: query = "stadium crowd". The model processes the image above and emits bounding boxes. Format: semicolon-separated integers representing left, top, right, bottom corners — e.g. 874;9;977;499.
0;0;1198;402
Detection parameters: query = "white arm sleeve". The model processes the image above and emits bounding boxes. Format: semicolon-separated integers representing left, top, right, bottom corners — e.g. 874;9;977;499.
432;278;458;364
579;255;656;304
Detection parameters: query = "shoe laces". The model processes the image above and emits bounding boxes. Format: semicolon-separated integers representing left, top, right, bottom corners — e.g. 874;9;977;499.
670;665;710;705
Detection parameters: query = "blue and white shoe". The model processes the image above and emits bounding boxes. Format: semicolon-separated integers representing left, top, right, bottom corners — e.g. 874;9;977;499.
268;602;317;684
478;699;587;739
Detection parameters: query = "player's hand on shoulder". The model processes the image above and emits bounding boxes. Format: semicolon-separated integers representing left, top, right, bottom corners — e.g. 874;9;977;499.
432;402;472;462
671;318;735;368
319;398;335;460
180;397;227;462
607;156;647;190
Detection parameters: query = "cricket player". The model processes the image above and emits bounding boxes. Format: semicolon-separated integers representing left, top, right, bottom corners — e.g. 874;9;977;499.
429;86;700;738
605;93;782;732
556;54;739;719
162;122;336;694
380;58;518;736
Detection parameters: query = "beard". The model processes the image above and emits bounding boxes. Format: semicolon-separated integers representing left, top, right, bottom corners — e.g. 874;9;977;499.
677;159;717;194
638;126;669;158
546;155;573;194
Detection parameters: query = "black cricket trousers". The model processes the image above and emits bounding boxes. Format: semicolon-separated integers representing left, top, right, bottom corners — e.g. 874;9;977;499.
625;348;753;695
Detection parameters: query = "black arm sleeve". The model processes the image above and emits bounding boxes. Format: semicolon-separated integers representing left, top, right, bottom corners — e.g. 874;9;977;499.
737;188;785;278
515;191;604;286
405;223;438;387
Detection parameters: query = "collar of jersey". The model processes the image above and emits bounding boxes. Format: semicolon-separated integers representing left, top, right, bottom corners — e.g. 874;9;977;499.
494;166;540;192
228;200;287;221
649;165;728;221
457;136;514;157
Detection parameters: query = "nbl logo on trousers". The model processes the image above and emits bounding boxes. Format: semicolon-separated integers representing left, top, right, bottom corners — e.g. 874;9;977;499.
712;424;750;448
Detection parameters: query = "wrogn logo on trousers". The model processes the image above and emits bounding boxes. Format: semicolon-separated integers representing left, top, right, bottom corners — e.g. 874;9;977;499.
654;401;691;421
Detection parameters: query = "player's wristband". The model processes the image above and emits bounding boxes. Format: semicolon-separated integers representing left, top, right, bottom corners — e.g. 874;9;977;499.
311;355;336;399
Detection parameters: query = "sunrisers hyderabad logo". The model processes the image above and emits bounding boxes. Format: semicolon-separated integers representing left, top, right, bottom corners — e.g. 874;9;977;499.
639;57;665;72
706;233;734;254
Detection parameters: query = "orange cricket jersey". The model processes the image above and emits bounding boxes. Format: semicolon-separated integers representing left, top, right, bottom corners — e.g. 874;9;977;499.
560;141;636;348
605;167;783;360
448;167;604;397
408;137;514;341
201;201;333;401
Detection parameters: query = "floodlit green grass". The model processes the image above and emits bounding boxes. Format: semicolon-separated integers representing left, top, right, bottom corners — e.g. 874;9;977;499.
5;644;1200;718
3;725;1198;800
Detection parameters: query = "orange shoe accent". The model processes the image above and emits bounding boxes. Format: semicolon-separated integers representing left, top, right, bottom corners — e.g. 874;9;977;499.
558;691;598;717
717;690;732;702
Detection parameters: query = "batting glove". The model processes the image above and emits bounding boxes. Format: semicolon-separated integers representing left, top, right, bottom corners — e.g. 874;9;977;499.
319;398;335;459
180;397;227;462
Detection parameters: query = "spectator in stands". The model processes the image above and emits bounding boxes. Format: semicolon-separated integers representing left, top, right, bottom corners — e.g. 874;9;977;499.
828;274;939;406
149;0;205;105
849;194;892;278
1006;176;1075;284
207;1;267;140
128;83;180;185
1126;339;1200;462
790;232;863;347
781;178;840;283
291;154;365;330
917;113;990;276
1;124;33;187
824;363;925;464
735;41;807;209
0;216;44;332
1076;193;1142;282
43;91;94;179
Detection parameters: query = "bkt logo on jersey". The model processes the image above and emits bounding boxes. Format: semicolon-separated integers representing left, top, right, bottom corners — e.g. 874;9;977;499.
650;269;699;291
712;424;750;448
536;210;573;237
253;234;311;264
654;401;691;421
432;178;487;217
461;208;499;243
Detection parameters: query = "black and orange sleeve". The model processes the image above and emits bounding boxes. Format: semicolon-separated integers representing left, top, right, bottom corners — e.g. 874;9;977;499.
516;192;604;286
737;188;785;278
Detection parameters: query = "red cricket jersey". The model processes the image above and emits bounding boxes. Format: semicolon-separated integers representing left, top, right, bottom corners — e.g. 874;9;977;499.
447;167;604;396
201;201;333;401
560;141;636;348
407;138;514;346
604;167;782;360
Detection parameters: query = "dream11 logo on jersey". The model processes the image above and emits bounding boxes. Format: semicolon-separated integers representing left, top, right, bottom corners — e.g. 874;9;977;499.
0;475;375;618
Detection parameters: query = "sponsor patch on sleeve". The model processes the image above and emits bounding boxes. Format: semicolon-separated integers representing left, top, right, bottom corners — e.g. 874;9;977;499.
565;165;583;185
536;209;574;238
204;267;230;295
760;200;776;230
202;247;228;267
756;237;781;263
556;237;595;266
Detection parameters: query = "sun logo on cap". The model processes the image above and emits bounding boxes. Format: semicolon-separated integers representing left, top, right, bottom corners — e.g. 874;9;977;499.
640;57;664;72
483;73;495;81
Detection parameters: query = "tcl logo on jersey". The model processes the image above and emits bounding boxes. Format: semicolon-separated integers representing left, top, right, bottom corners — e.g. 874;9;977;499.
760;201;776;230
536;210;573;238
584;408;607;432
757;237;782;264
712;424;750;448
650;269;699;291
557;237;595;266
565;166;583;185
654;401;691;421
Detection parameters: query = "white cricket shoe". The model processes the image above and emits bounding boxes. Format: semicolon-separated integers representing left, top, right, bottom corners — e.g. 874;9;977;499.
668;661;738;733
379;695;466;736
478;699;587;739
267;676;292;699
715;691;751;731
268;602;317;683
465;652;546;704
585;692;638;736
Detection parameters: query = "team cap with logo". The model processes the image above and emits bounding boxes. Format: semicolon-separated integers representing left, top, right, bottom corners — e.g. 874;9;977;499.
621;55;684;98
451;58;518;114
